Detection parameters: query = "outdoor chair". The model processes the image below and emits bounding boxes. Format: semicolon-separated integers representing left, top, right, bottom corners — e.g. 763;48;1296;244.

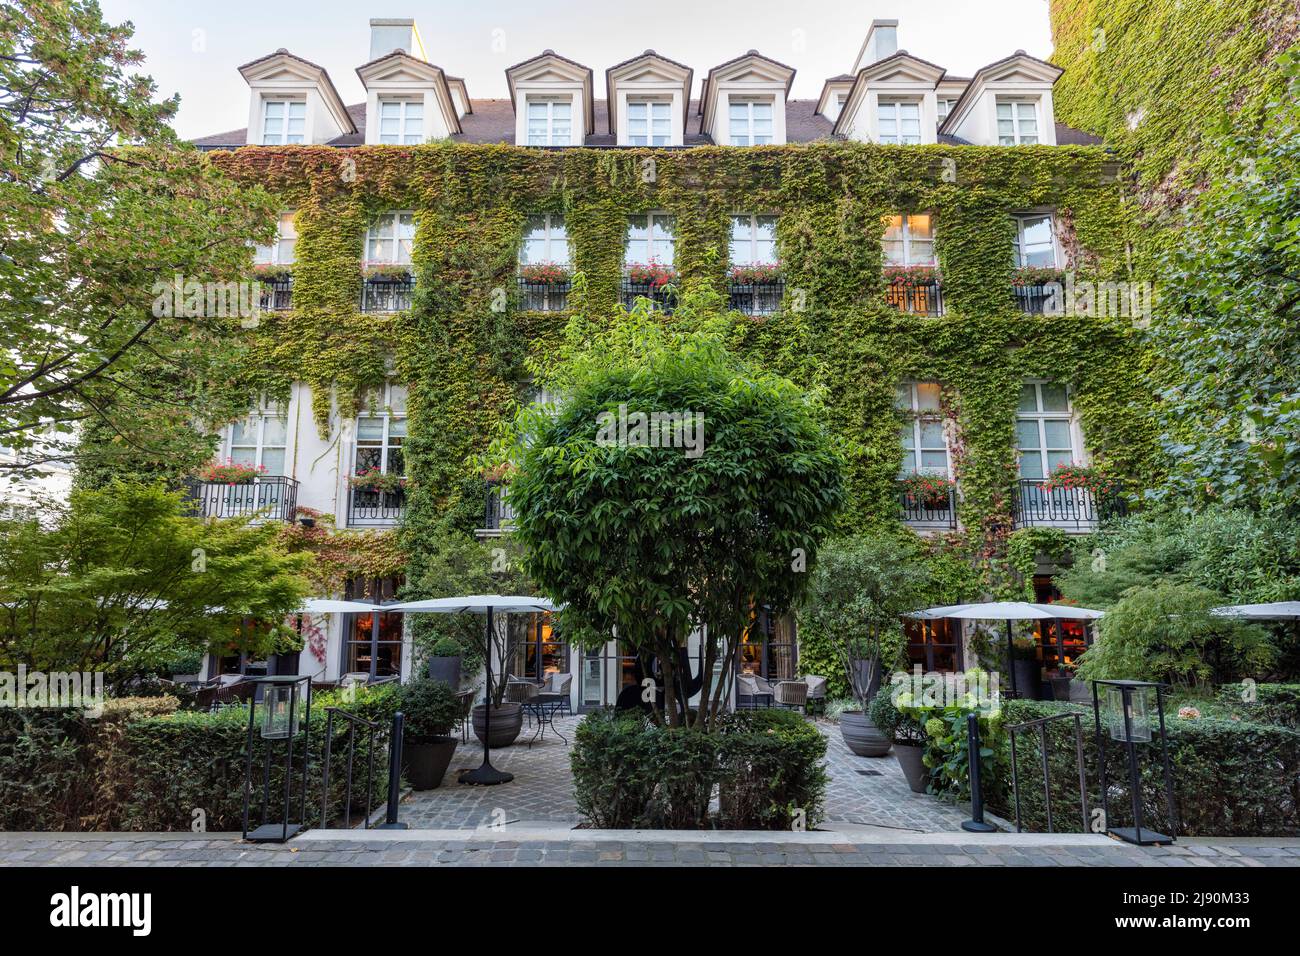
774;679;809;714
736;673;774;709
803;675;828;715
538;672;573;715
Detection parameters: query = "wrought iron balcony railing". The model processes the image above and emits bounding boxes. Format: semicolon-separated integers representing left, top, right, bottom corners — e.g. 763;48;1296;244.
728;280;784;316
897;480;958;529
518;276;570;311
347;485;406;526
1012;478;1127;531
361;274;414;313
259;276;293;312
620;278;677;313
184;476;299;522
885;281;944;317
1012;284;1056;315
476;482;515;537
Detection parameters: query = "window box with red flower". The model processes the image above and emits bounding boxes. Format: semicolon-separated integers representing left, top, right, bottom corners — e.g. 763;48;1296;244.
728;263;784;315
622;261;678;312
898;472;957;507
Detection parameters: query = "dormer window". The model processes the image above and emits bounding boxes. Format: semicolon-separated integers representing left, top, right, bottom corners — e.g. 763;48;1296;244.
729;98;774;146
627;99;671;146
262;99;305;144
378;98;424;144
367;212;416;265
997;97;1040;145
526;96;573;146
878;99;922;145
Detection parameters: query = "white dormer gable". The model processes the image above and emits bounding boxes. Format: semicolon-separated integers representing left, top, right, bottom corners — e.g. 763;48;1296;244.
506;50;594;146
606;51;693;147
816;77;855;124
240;50;355;146
940;52;1062;146
699;51;794;145
834;51;946;145
356;51;461;144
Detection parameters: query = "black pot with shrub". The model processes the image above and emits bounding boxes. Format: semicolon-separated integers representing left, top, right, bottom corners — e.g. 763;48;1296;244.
868;689;931;793
399;677;460;790
427;636;463;689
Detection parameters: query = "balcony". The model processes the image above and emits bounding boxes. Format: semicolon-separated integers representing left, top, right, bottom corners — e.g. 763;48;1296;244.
475;482;515;537
517;276;569;311
898;480;958;531
1012;479;1127;532
184;476;299;522
620;278;677;313
885;280;944;317
347;485;406;526
361;273;414;313
259;276;293;312
1012;284;1056;315
728;281;784;316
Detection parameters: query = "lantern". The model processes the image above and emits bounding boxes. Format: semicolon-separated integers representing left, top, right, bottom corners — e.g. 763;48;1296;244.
1104;682;1151;742
261;681;300;739
1091;679;1177;846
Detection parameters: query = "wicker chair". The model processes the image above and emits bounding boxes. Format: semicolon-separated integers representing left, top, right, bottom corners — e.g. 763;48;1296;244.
803;675;828;715
736;673;774;709
538;672;573;715
773;679;809;714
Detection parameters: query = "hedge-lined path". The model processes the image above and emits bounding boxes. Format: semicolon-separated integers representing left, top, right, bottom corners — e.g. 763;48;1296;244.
1;832;1297;867
397;715;974;832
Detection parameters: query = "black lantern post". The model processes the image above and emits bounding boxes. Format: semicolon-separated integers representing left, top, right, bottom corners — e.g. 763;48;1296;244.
1091;679;1178;845
242;674;313;842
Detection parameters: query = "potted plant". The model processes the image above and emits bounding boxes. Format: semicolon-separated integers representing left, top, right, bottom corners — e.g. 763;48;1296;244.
728;262;783;285
1011;633;1042;700
347;466;407;494
520;262;571;285
427;636;463;689
625;260;678;287
196;458;266;484
883;264;941;288
1046;659;1077;701
899;472;956;508
868;689;931;792
799;535;931;758
399;677;460;790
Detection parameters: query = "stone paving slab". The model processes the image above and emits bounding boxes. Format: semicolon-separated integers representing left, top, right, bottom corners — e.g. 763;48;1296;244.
1;833;1295;867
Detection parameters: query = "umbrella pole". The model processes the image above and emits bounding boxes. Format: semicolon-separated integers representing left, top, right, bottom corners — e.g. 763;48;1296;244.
1006;620;1017;699
462;604;513;785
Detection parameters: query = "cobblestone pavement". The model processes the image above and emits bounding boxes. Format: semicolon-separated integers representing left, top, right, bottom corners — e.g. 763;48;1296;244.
0;834;1296;867
399;714;972;832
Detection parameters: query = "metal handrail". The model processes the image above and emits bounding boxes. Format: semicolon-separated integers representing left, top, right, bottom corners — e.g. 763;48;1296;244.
320;706;383;830
1005;710;1090;834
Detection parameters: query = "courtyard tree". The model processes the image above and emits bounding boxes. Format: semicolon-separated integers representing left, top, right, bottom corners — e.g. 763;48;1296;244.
0;0;277;479
0;483;310;689
500;304;845;731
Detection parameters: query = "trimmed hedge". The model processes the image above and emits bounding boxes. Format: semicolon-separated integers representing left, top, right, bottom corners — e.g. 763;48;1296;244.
987;699;1300;837
0;687;399;831
571;708;827;830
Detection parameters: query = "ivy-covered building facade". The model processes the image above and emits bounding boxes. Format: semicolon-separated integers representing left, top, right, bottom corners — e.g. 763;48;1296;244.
186;17;1158;704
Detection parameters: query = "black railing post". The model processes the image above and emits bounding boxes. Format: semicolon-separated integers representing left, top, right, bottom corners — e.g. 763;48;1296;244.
378;711;409;829
961;713;996;832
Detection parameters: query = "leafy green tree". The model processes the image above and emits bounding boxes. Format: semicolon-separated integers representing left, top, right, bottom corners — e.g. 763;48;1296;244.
0;1;276;478
1150;52;1300;510
0;483;309;688
502;304;845;730
799;533;932;705
1075;582;1275;690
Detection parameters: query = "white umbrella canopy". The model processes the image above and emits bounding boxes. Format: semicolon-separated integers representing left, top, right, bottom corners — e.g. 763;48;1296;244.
385;595;559;614
1210;601;1300;621
296;599;384;614
912;601;1105;621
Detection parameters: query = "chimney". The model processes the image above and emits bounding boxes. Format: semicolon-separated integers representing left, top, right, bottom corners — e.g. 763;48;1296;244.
369;18;427;61
854;19;899;72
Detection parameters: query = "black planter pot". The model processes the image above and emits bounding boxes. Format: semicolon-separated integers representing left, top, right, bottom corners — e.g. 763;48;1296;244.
404;736;457;790
428;656;462;689
839;710;892;757
472;702;523;748
1049;676;1074;702
1012;658;1042;700
893;742;931;794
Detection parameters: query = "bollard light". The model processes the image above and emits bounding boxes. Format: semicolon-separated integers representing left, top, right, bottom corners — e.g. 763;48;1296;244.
1104;682;1152;743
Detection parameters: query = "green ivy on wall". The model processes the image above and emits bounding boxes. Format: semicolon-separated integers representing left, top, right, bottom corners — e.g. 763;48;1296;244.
185;141;1159;596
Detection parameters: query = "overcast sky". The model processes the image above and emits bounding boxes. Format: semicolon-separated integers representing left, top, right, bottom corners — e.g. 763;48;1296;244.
100;0;1056;139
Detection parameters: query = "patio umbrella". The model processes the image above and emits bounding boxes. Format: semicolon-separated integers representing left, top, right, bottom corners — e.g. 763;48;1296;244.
909;602;1105;698
1210;601;1300;620
384;595;560;785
